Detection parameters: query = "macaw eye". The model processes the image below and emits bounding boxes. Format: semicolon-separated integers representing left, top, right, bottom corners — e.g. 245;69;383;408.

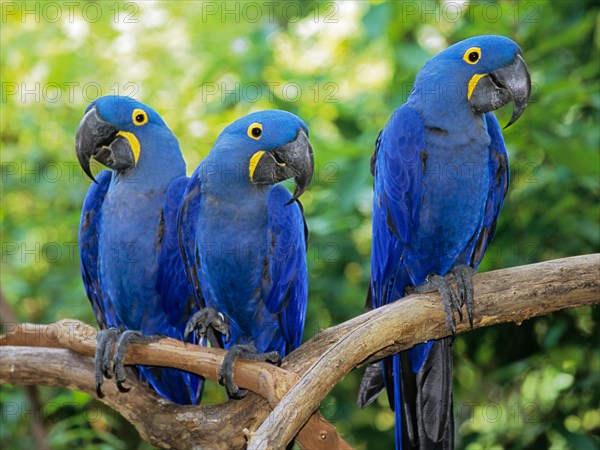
247;122;263;140
132;108;148;126
463;47;481;65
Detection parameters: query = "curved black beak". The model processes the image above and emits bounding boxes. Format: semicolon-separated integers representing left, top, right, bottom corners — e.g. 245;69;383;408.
469;53;531;128
250;129;314;202
75;108;136;182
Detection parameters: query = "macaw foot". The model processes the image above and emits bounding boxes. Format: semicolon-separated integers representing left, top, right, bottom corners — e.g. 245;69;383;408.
113;330;165;393
406;273;463;336
219;343;281;398
450;265;477;328
184;307;230;343
94;327;120;398
406;265;477;335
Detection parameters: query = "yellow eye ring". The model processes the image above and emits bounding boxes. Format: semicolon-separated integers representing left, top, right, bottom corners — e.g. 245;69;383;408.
247;122;262;140
132;108;148;126
463;47;481;65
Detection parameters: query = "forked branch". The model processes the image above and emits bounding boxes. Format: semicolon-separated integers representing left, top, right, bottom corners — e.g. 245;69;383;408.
1;255;598;450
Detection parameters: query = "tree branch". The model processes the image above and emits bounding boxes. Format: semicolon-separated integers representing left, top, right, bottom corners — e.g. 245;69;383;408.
1;289;50;450
247;254;600;449
2;255;598;449
0;320;347;450
0;345;273;449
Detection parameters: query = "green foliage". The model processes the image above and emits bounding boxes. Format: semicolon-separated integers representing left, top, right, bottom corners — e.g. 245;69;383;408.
1;1;598;449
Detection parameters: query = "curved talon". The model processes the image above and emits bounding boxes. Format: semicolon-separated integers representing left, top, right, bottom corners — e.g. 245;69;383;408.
102;354;113;379
456;303;464;323
184;307;231;343
218;313;231;344
116;380;131;393
231;388;248;399
406;273;462;336
219;343;281;398
265;351;282;366
218;368;238;396
113;330;162;394
183;316;198;342
94;327;120;398
451;265;476;328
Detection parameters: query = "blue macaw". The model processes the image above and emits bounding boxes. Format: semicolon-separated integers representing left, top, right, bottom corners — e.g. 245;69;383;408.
358;36;531;448
179;110;313;396
76;95;202;405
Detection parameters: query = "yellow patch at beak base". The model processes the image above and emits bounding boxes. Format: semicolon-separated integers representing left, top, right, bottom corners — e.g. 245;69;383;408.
467;73;488;101
249;150;265;181
116;131;141;164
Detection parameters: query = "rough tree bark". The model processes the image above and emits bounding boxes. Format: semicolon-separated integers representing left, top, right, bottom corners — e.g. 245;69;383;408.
1;255;598;450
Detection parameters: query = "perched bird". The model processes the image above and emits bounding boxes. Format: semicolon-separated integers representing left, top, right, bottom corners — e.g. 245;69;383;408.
76;95;202;404
180;110;313;396
358;36;531;449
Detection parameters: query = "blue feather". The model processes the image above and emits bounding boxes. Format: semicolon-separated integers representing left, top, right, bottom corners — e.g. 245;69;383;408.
369;36;523;448
79;170;114;329
78;96;202;405
179;111;310;360
264;185;308;354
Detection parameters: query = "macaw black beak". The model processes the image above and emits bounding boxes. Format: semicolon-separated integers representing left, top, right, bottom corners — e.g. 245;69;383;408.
249;129;314;202
469;53;531;128
75;107;137;182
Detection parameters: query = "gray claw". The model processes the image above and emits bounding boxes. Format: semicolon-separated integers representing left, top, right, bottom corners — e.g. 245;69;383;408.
94;327;120;398
406;274;462;336
219;343;281;398
451;265;476;328
116;380;131;393
184;307;230;343
113;330;163;393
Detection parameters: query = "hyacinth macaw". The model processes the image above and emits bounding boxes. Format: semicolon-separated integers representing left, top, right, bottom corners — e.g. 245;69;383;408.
358;36;531;449
76;95;202;405
179;110;313;396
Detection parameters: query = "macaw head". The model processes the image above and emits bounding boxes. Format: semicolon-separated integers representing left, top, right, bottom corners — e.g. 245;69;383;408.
210;110;314;200
76;95;184;183
415;35;531;127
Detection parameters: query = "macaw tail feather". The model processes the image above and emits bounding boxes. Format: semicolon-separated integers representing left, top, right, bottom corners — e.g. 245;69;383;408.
394;354;403;450
383;339;454;450
357;361;386;408
139;366;203;406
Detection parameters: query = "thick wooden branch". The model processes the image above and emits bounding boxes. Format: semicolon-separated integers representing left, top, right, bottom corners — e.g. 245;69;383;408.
0;345;277;449
248;254;600;449
0;320;347;450
2;255;598;449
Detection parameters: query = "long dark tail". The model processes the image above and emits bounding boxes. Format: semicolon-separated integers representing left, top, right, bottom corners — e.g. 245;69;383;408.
359;340;454;449
391;339;454;450
360;277;454;448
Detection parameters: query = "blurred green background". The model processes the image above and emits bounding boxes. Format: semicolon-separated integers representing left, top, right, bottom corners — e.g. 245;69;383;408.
1;1;599;449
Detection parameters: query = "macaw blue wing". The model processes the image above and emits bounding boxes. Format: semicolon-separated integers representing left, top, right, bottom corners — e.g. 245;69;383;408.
372;104;434;372
472;112;510;266
178;169;206;311
138;175;204;406
262;185;309;356
371;105;425;309
372;106;451;449
455;112;510;269
78;170;114;329
157;175;197;329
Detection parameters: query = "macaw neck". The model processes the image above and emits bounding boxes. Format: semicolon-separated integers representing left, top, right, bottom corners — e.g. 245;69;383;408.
199;152;270;202
114;133;186;192
408;68;483;133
